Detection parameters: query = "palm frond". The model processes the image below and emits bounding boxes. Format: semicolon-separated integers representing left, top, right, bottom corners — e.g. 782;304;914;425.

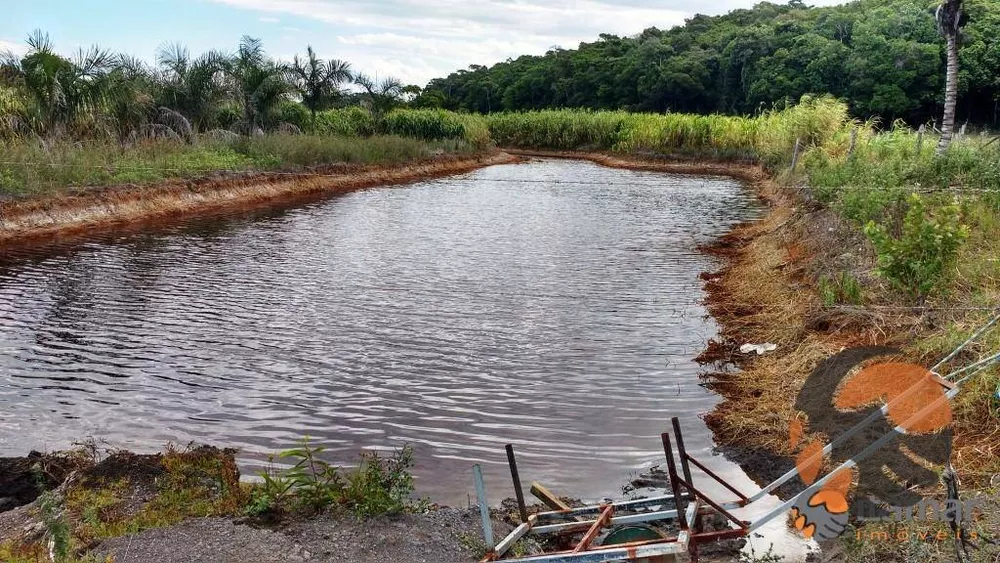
157;42;190;75
74;46;113;77
115;55;150;80
26;30;54;55
327;59;352;84
157;106;194;143
238;36;265;68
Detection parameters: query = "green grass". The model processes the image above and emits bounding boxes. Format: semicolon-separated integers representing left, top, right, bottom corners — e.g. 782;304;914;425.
312;107;491;149
313;106;377;137
485;94;848;162
64;446;246;545
0;134;478;197
383;109;491;148
1;441;427;561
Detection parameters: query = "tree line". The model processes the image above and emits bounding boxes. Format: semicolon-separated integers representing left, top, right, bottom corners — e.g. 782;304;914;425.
416;0;998;127
0;32;413;142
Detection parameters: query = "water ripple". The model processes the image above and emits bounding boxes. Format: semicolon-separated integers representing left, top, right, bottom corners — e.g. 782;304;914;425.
0;159;761;503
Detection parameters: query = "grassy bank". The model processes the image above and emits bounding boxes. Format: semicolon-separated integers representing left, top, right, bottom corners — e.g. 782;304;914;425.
0;108;492;198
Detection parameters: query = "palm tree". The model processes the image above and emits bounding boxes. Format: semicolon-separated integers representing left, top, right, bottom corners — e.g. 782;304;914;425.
226;36;293;134
0;30;113;137
354;73;403;121
105;54;158;141
291;46;352;127
156;42;228;132
935;0;964;155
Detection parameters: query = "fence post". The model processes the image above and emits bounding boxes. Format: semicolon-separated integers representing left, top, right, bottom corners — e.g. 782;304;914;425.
848;127;858;158
505;444;529;524
916;124;925;156
473;464;495;551
790;137;801;171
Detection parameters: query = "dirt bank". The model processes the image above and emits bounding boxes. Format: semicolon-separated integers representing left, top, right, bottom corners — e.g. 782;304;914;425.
0;445;509;563
506;149;767;183
0;151;519;247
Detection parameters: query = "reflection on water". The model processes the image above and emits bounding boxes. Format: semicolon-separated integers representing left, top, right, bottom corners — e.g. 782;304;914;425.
1;159;761;507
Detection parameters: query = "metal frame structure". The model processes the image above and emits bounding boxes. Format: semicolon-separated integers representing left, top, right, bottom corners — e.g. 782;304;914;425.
475;313;1000;562
475;416;751;562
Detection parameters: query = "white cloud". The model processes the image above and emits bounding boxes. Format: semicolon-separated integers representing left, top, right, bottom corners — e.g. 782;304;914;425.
259;16;281;23
204;0;695;84
0;38;28;57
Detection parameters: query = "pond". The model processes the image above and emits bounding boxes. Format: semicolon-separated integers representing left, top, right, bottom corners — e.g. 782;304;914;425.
0;158;762;507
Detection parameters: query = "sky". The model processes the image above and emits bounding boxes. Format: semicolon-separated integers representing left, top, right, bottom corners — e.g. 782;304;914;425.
0;0;844;86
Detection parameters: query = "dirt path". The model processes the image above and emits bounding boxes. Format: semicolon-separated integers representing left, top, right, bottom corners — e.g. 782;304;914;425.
92;509;502;563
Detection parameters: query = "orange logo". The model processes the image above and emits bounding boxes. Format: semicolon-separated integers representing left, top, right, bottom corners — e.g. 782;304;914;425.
788;357;953;540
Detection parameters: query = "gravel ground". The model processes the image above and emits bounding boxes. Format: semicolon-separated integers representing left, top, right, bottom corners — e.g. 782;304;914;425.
93;508;508;563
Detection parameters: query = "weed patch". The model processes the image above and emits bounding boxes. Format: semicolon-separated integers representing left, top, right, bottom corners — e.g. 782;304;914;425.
246;439;421;519
62;445;245;546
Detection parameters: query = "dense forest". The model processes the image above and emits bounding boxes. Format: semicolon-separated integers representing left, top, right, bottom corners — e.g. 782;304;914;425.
417;0;1000;126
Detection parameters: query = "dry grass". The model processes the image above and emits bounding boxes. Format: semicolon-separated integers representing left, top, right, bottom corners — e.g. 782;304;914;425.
701;196;1000;481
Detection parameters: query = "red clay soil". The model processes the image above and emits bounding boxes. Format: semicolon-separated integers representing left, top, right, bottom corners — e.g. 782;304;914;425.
506;149;768;183
0;151;520;247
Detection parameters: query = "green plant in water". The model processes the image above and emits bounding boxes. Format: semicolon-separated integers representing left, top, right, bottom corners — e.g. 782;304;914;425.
864;194;969;299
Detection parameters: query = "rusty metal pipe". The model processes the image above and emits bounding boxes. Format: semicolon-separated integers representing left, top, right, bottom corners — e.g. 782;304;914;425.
670;417;694;490
683;455;749;503
506;444;529;524
674;476;748;530
660;432;689;530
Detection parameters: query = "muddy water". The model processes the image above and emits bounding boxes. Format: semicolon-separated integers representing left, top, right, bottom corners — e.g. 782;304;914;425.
1;159;763;508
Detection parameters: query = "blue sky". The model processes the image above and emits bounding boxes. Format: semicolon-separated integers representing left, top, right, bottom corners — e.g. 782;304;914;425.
0;0;844;86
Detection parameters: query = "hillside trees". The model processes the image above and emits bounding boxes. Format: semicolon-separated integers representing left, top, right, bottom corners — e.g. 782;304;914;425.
419;0;1000;126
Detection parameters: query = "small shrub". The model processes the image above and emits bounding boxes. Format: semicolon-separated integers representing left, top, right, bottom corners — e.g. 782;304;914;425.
276;100;311;132
248;440;418;518
245;456;294;517
740;542;783;563
281;438;344;511
342;446;417;518
864;194;969;299
840;272;862;304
